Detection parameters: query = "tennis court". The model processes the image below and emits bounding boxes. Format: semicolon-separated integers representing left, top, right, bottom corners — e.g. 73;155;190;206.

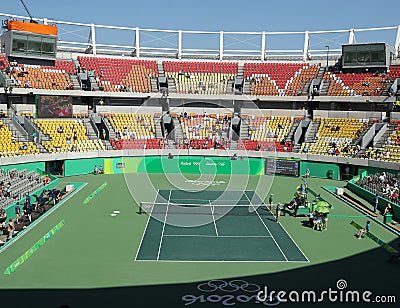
135;189;308;262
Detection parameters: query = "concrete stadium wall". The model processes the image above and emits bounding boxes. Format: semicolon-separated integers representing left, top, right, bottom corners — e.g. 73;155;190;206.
313;110;385;120
241;108;307;118
96;106;162;114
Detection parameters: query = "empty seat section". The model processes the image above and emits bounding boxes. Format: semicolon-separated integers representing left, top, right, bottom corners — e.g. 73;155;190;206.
244;62;320;96
323;72;389;96
0;119;39;156
78;57;158;93
107;113;164;150
164;61;238;95
8;60;75;90
237;115;294;151
34;119;105;152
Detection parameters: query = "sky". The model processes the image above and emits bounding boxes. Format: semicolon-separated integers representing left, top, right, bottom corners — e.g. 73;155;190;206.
0;0;398;55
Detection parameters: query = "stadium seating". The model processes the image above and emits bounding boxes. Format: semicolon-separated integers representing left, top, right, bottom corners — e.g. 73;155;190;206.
363;122;400;162
0;119;39;157
244;63;320;96
246;115;294;143
34;119;105;152
388;65;400;80
107;113;156;141
110;138;164;150
78;57;158;93
9;60;75;90
164;61;237;95
176;113;231;149
323;72;389;96
238;140;293;152
358;172;400;205
0;168;45;209
0;55;9;70
300;118;368;157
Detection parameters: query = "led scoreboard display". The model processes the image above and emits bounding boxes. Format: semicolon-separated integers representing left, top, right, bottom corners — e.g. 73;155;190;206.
265;157;299;177
342;43;393;68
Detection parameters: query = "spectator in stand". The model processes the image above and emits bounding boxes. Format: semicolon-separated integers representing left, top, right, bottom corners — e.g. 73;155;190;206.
373;194;379;213
7;218;15;240
23;202;32;223
383;203;392;215
15;202;21;224
25;193;31;208
0;209;7;228
44;175;51;185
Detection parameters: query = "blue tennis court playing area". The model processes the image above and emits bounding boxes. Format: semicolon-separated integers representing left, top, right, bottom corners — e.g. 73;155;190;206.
135;190;308;262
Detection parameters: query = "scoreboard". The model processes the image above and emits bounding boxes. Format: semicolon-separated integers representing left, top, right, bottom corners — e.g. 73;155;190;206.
342;43;394;68
265;157;299;177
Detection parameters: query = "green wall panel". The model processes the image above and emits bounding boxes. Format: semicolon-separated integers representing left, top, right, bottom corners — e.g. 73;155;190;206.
64;158;104;176
299;161;340;180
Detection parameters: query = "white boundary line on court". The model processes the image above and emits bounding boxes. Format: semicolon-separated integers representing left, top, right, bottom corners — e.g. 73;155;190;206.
156;190;171;261
135;189;309;263
134;189;159;261
244;192;289;262
252;191;310;263
271;210;310;263
209;200;219;237
163;234;272;238
136;259;309;263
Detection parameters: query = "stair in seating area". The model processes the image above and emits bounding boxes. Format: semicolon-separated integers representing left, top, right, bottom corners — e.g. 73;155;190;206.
102;139;114;150
69;74;81;90
167;78;176;93
150;78;159;93
243;79;251;95
316;66;326;80
172;117;184;141
2;117;28;142
229;140;238;150
157;60;165;78
239;117;250;140
319;79;330;96
285;120;299;143
305;120;320;143
82;118;99;140
154;114;164;139
102;117;117;140
292;143;302;153
375;124;395;148
301;80;311;95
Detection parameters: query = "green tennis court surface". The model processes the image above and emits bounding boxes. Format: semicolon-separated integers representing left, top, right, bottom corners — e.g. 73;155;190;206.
136;190;308;262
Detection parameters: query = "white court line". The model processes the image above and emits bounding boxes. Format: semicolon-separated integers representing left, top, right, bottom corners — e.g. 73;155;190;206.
134;189;159;261
209;200;219;237
136;259;309;263
244;192;288;262
156;190;171;261
163;234;272;238
253;192;310;263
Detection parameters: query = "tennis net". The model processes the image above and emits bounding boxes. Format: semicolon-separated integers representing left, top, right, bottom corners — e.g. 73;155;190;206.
138;202;271;216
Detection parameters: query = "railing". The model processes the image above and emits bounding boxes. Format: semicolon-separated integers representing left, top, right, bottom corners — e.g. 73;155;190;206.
1;13;400;61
